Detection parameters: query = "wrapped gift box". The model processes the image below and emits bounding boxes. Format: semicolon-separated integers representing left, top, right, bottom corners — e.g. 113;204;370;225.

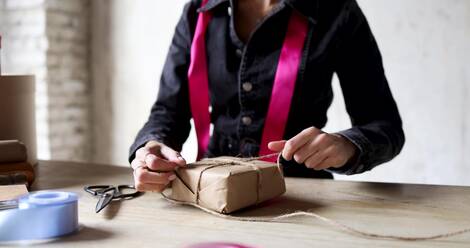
170;157;286;214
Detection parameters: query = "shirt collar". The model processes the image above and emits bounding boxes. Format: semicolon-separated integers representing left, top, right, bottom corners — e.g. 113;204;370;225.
198;0;319;23
285;0;319;24
197;0;230;12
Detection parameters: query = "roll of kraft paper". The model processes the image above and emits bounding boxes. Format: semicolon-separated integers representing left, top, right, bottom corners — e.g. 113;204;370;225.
0;191;78;241
0;140;27;163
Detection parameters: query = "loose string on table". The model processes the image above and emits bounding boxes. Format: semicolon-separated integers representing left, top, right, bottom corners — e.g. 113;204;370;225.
161;153;470;241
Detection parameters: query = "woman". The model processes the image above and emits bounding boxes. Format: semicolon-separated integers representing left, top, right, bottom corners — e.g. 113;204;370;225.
129;0;405;192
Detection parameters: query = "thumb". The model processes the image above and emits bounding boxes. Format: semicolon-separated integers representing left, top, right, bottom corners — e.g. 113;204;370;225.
268;140;286;152
160;145;186;167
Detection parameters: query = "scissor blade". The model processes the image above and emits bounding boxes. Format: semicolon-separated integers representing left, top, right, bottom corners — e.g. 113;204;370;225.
95;193;114;213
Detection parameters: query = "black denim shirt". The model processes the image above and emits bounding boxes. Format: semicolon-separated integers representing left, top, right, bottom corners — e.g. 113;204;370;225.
129;0;405;178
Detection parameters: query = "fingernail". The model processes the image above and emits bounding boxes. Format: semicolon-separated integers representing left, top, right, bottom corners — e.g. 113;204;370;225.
168;175;177;181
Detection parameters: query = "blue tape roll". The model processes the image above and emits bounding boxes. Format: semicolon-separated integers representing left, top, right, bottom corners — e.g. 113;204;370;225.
0;191;78;241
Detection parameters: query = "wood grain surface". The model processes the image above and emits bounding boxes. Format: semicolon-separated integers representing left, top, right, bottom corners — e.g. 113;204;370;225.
30;160;470;248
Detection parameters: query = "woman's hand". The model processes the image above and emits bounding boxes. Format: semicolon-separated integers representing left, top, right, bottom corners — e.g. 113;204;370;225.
268;127;357;170
131;140;186;192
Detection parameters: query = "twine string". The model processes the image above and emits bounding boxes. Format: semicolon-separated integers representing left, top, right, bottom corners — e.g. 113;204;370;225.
161;153;470;241
251;165;261;205
186;153;280;205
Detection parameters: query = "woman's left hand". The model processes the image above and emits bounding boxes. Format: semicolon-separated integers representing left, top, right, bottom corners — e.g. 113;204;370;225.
268;127;357;170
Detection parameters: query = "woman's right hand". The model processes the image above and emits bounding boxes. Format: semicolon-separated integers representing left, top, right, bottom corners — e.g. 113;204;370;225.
131;140;186;192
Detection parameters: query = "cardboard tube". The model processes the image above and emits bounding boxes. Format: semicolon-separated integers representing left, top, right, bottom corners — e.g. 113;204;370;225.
0;140;27;163
0;75;37;165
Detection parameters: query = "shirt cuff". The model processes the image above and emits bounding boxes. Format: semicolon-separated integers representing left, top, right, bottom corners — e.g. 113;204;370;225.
326;127;369;175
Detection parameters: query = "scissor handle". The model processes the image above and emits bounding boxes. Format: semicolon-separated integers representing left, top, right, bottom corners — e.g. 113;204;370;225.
115;185;141;198
84;185;115;196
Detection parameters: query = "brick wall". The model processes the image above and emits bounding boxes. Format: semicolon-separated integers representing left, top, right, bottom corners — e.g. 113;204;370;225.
45;0;90;160
0;0;90;161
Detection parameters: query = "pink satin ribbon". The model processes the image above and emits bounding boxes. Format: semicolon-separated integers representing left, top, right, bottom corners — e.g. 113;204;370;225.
188;0;212;160
188;1;309;162
258;12;309;162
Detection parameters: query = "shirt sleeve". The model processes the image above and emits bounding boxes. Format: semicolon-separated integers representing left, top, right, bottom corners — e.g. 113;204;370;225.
128;2;196;163
329;0;405;175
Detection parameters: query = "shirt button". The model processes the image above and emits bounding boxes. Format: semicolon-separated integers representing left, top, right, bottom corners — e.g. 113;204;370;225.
242;82;253;92
242;116;252;125
235;49;243;58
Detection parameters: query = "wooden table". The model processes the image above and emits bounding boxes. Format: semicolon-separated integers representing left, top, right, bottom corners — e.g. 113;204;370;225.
30;160;470;247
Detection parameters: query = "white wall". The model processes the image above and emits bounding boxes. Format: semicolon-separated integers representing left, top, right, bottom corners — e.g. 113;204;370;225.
91;0;190;165
329;0;470;186
95;0;470;186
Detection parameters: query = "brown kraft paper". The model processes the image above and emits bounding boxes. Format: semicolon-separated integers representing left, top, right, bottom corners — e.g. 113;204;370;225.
170;157;286;214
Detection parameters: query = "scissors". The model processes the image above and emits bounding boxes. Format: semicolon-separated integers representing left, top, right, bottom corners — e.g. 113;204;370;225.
84;185;142;213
